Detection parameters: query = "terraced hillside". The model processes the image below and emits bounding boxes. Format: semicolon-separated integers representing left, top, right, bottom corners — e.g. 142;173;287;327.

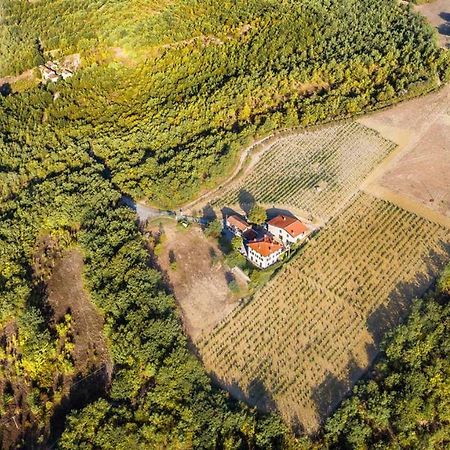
198;192;450;432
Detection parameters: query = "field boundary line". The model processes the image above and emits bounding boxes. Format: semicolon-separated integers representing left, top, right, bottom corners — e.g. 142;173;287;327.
363;185;450;229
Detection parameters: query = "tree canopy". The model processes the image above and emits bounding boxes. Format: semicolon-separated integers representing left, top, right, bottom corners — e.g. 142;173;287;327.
248;205;267;225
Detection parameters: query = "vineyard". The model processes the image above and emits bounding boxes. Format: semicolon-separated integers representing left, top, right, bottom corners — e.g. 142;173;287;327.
198;193;450;432
211;123;396;221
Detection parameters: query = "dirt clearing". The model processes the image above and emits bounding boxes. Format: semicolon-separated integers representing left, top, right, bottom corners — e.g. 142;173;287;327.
149;221;240;341
415;0;450;48
359;84;450;225
46;249;111;376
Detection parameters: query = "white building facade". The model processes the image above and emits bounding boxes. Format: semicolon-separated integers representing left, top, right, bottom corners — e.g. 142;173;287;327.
246;240;284;269
267;215;308;246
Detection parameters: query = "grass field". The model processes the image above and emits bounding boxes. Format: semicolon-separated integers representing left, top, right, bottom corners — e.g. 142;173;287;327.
198;192;450;432
211;123;396;221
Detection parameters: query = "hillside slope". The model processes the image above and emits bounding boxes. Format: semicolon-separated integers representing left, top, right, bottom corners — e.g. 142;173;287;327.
1;0;449;206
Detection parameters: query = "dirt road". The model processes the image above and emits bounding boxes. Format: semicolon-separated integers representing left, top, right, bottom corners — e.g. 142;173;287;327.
359;83;450;227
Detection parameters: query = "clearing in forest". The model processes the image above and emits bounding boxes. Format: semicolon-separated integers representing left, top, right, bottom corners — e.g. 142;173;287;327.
148;221;241;341
197;192;450;433
46;249;111;377
210;122;395;222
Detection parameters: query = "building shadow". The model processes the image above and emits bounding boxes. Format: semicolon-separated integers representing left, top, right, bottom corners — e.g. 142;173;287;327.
220;206;242;220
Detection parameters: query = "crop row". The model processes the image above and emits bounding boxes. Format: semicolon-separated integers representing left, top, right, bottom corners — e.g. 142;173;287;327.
212;122;395;220
198;192;450;432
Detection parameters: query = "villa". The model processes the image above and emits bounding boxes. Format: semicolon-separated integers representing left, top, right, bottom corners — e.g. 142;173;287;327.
267;215;308;246
224;211;309;269
247;236;284;269
225;215;251;236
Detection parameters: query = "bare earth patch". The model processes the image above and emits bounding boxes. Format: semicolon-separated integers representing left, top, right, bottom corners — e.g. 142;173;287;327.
150;221;240;341
359;84;450;226
46;249;111;376
415;0;450;48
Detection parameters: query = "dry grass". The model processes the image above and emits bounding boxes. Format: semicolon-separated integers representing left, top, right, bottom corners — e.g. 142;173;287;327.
149;221;241;341
359;84;450;222
197;192;450;433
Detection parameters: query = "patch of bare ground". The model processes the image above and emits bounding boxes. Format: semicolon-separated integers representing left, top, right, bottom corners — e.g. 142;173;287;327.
44;248;112;442
46;249;111;376
0;247;111;448
415;0;450;48
359;83;450;227
0;68;40;94
148;221;241;342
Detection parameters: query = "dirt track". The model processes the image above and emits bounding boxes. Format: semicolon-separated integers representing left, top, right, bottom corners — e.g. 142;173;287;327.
415;0;450;49
359;84;450;227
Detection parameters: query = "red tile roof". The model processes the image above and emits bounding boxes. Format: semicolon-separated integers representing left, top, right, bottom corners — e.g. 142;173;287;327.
227;215;250;232
248;239;283;257
268;215;307;237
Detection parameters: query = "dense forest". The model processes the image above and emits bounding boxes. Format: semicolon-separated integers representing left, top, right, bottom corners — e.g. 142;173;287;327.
1;0;449;206
1;0;449;448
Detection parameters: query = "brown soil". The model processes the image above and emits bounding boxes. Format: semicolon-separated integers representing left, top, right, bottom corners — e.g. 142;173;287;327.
359;83;450;225
149;221;240;341
46;249;111;376
415;0;450;48
0;248;111;448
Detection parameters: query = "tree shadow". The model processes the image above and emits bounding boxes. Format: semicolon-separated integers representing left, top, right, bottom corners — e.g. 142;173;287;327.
45;365;110;447
367;242;450;345
238;189;255;215
311;371;349;421
438;22;450;38
0;82;11;96
310;242;450;429
218;376;278;413
201;203;217;222
225;271;235;285
265;207;297;220
209;247;217;260
438;12;450;46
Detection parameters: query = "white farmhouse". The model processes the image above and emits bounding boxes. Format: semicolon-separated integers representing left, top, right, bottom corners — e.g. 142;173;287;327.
246;237;284;269
225;215;251;237
267;215;308;246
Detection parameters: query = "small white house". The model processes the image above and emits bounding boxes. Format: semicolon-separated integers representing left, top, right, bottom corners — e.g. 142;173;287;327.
225;215;251;237
246;237;284;269
267;215;308;246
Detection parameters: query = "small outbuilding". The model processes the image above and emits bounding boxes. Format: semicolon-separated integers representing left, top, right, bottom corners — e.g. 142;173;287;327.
225;215;251;237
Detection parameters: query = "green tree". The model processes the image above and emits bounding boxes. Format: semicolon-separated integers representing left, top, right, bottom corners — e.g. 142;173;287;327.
248;205;267;225
204;219;222;239
231;235;244;252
